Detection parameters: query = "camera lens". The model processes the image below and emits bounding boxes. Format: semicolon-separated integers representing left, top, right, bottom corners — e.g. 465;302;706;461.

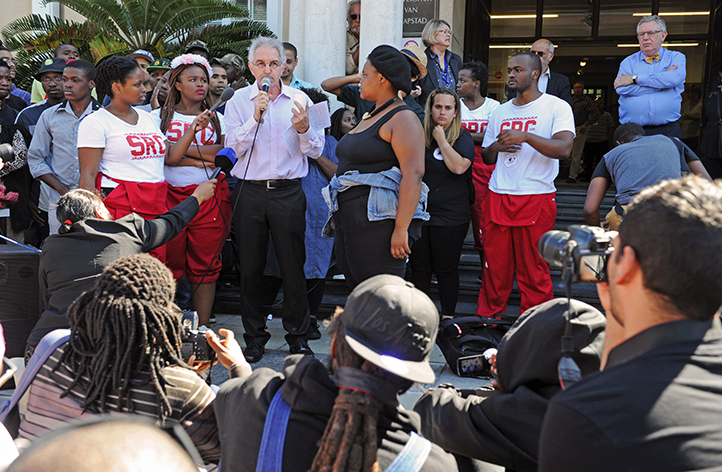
538;230;570;267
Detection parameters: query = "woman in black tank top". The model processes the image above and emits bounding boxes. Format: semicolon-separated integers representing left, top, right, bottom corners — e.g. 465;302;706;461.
333;46;425;288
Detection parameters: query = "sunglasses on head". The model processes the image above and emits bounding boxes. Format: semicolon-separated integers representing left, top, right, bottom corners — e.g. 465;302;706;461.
349;13;359;20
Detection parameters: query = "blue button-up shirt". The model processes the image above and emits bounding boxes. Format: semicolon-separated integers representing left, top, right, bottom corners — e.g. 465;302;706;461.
617;48;686;126
289;75;313;90
27;99;101;187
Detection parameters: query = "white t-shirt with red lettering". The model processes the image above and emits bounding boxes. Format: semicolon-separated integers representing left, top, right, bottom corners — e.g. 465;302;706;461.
77;108;167;187
482;94;574;195
460;97;500;136
151;110;226;187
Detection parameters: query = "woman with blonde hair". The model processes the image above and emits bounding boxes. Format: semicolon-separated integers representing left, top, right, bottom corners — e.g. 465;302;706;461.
408;88;474;318
417;19;463;107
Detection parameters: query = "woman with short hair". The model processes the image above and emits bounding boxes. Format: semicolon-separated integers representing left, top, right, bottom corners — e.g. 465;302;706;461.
416;19;463;108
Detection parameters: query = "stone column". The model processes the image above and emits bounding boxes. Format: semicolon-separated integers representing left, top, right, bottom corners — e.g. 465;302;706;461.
303;0;346;87
287;0;306;74
358;0;404;68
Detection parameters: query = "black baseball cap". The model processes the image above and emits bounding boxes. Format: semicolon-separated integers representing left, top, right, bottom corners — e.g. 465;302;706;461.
34;57;67;80
340;274;438;383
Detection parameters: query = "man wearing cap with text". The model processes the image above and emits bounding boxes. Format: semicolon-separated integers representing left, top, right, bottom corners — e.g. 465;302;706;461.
210;274;459;472
614;15;686;139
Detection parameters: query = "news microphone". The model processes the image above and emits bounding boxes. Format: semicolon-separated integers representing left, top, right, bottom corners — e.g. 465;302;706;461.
208;87;235;115
208;147;237;180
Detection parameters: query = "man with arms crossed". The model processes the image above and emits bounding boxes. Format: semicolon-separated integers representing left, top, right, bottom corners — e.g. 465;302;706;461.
614;15;685;139
477;52;574;317
224;37;324;362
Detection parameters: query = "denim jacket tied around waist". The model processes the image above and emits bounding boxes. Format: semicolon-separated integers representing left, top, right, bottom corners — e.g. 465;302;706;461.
321;166;430;237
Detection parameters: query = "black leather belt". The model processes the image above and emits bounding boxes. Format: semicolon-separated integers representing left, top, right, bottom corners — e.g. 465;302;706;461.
643;120;678;130
245;178;301;189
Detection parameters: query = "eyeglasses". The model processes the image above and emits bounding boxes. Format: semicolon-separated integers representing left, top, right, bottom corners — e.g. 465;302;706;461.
252;60;281;70
40;77;65;84
349;13;359;20
637;30;663;38
438;29;452;35
531;50;546;57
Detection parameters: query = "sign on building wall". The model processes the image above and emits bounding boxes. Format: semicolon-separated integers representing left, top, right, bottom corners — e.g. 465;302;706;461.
403;0;438;37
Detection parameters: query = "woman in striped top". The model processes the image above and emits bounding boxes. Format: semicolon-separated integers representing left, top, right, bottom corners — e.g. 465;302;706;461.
18;254;220;464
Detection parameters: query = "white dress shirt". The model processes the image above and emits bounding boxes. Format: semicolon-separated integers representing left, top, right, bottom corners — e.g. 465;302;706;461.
224;82;324;180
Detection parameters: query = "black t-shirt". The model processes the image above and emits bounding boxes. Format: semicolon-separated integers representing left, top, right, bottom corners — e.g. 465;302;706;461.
339;84;425;123
0;103;18;145
424;128;474;226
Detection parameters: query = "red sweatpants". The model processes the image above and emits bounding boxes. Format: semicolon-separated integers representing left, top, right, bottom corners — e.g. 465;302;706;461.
476;192;556;317
470;156;495;251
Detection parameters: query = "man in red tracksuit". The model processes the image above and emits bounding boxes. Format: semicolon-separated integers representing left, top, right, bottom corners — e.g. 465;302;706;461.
477;51;574;316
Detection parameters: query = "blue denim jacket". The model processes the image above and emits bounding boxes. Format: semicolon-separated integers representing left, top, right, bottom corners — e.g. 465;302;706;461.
322;166;429;237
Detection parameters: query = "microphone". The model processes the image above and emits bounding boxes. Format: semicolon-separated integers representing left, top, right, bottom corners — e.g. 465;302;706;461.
209;147;237;180
261;77;272;93
208;87;235;114
259;77;273;117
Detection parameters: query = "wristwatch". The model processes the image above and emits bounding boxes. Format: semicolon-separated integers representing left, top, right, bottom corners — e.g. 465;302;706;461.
632;74;638;84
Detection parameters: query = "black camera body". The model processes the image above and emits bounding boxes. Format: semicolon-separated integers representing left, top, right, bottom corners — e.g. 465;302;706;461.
181;325;215;362
180;311;215;363
538;225;614;283
0;143;14;163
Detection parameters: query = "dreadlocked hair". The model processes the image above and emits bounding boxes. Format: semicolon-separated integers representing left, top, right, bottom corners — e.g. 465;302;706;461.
160;63;221;144
310;311;414;472
58;254;187;424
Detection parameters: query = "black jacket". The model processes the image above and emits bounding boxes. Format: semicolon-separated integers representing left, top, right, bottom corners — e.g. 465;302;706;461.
539;317;722;472
417;48;463;108
414;299;605;472
29;196;200;347
507;70;572;106
214;354;459;472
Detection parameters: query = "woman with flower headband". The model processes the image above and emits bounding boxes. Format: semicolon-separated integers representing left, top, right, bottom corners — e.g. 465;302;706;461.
78;55;213;263
152;54;231;327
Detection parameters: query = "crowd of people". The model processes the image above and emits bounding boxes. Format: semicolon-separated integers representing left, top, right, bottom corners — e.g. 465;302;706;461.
0;7;721;472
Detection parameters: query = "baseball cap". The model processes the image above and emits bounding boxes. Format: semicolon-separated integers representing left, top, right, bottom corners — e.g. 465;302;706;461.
34;58;66;80
127;49;155;64
147;58;171;71
185;40;209;56
400;44;427;79
218;53;244;70
340;274;438;384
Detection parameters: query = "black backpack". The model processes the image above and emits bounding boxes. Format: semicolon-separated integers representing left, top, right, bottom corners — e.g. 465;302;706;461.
436;316;515;378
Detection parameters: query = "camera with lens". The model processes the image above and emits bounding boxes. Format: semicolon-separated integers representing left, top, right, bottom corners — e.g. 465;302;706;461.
180;311;216;363
0;143;14;163
538;225;614;284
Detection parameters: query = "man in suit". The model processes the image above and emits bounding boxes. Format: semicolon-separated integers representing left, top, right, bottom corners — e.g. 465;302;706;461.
508;39;571;105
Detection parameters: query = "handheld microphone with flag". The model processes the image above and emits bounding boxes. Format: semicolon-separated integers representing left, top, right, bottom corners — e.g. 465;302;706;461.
209;147;237;180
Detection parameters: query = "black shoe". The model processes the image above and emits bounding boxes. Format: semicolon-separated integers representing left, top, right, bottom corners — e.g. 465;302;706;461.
307;319;322;340
289;339;314;356
566;177;577;184
244;342;265;363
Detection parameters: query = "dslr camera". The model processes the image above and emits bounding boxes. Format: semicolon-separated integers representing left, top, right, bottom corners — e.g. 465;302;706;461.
538;225;614;284
180;311;216;363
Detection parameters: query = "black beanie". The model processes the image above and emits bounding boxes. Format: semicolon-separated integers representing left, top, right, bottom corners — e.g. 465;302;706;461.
367;45;412;94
